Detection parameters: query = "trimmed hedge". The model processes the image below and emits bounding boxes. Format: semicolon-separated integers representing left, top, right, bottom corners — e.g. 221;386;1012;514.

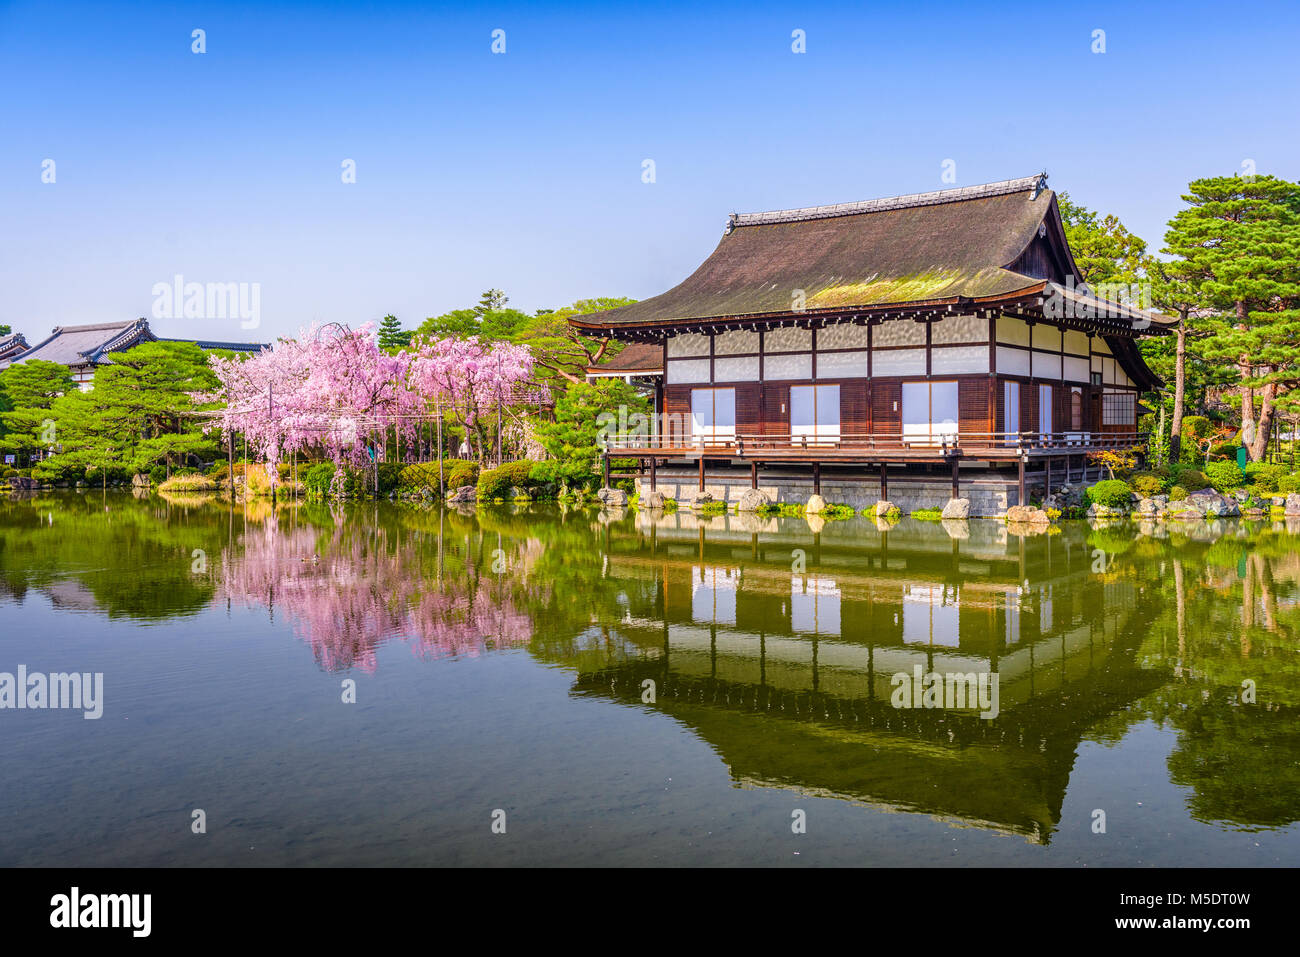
477;460;539;500
1204;461;1244;492
1086;479;1134;508
399;459;479;494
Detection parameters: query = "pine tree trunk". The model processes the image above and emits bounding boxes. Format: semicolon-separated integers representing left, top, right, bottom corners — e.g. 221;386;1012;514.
1249;384;1276;462
1236;300;1257;455
1169;311;1187;461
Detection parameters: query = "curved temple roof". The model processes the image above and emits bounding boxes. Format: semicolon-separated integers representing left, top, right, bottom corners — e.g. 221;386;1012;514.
572;174;1173;336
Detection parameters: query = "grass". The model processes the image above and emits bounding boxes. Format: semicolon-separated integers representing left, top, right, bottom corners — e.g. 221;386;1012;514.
910;507;943;521
157;473;219;493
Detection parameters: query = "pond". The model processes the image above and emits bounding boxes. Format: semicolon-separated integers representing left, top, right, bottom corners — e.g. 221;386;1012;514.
1;492;1297;866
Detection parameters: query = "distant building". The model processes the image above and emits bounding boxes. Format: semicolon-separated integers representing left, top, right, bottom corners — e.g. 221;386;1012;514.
0;318;265;390
0;332;29;364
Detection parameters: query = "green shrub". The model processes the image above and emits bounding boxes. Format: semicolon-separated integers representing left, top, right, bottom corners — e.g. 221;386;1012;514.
376;461;404;495
1086;480;1134;508
1169;485;1188;501
910;506;943;521
1209;441;1238;460
1243;462;1284;493
477;460;538;500
1278;474;1300;495
1129;471;1168;498
1171;467;1209;492
1204;461;1244;492
149;465;167;485
304;462;364;497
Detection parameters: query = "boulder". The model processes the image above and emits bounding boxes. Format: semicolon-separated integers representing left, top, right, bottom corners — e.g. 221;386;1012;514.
873;500;897;518
1187;489;1240;518
10;476;40;491
1134;498;1159;516
131;473;151;487
1007;505;1050;524
689;491;715;508
596;486;627;506
1242;507;1266;519
736;487;773;512
506;485;532;501
1163;501;1203;521
447;485;477;504
1286;493;1300;516
805;494;828;514
1233;488;1250;503
1044;484;1085;510
940;498;971;520
642;490;669;510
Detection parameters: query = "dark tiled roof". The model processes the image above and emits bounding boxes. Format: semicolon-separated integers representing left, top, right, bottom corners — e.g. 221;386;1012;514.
573;175;1171;334
586;342;663;375
5;320;268;370
10;320;150;368
155;337;267;353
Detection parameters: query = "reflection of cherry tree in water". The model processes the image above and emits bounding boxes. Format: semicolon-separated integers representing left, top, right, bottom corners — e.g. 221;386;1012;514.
216;512;533;672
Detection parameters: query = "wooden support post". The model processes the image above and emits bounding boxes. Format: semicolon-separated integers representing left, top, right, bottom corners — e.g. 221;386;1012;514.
698;455;705;493
880;462;888;501
650;457;657;491
750;461;758;490
813;462;821;495
1017;457;1026;506
1045;457;1052;500
602;454;610;488
951;457;959;500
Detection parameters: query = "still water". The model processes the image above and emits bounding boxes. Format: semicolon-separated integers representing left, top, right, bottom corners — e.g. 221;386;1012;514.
1;491;1297;866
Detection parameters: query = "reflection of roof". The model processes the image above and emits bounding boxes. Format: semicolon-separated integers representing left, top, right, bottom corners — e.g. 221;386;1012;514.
586;342;663;377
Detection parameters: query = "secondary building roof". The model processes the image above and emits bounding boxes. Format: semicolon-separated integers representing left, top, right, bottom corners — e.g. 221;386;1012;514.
585;342;664;378
0;332;29;363
1;319;266;371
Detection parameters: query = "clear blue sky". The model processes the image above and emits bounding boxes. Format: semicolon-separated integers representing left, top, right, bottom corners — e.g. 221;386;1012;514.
2;0;1297;343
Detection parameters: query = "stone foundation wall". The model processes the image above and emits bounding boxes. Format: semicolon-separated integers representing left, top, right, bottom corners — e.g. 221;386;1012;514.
634;466;1083;516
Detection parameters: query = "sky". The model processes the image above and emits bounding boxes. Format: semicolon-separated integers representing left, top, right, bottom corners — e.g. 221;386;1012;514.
2;0;1298;344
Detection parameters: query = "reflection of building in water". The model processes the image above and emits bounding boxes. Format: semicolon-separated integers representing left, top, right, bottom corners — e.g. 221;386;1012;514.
574;513;1164;844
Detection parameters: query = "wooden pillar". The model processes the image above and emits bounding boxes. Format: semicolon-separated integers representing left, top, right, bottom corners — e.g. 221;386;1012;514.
951;457;959;500
698;455;705;492
650;457;657;491
602;453;610;488
750;461;758;490
1045;457;1052;499
813;462;821;495
880;462;888;501
1017;457;1026;506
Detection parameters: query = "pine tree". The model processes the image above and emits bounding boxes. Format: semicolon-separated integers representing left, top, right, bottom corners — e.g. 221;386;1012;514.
0;359;75;467
377;314;411;352
1163;175;1300;461
41;342;221;480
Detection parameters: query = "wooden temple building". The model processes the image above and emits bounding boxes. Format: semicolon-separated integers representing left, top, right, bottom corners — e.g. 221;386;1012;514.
576;174;1173;511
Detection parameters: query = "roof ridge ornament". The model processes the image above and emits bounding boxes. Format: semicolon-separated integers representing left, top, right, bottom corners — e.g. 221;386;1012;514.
1031;171;1048;200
